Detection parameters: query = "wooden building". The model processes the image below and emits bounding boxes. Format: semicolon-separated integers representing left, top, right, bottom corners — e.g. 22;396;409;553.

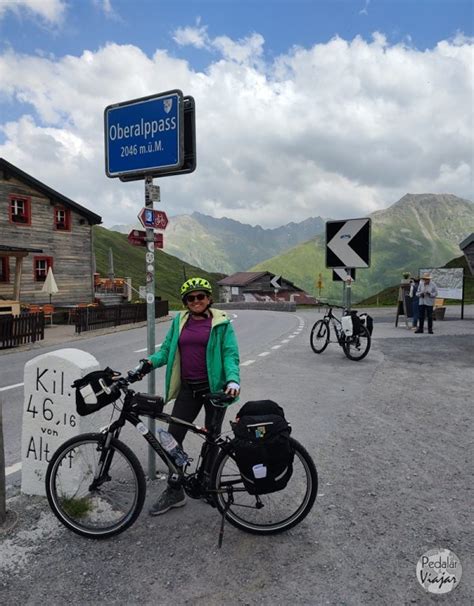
217;271;317;304
0;158;102;307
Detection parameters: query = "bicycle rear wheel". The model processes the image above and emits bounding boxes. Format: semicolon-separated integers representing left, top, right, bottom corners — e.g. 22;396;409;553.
342;324;371;361
211;438;317;535
46;433;146;539
310;319;329;353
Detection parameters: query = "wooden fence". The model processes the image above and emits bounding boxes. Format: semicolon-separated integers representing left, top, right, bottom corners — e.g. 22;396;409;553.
0;312;45;349
75;301;169;334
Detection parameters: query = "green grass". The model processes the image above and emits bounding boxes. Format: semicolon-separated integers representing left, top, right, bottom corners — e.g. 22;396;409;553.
94;226;225;307
60;496;92;518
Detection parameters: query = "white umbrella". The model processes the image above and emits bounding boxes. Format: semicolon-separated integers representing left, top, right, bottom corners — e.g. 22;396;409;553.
41;267;59;304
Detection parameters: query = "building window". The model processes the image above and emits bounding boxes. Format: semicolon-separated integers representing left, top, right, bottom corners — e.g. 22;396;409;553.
33;256;53;282
9;195;31;225
0;257;9;283
54;206;71;231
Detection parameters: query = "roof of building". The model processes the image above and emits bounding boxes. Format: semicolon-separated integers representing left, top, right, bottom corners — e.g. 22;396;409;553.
0;157;102;225
460;233;474;250
217;271;304;292
0;244;43;254
217;272;270;286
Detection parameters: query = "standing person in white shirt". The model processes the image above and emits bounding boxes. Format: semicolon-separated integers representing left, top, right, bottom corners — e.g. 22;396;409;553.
415;273;438;334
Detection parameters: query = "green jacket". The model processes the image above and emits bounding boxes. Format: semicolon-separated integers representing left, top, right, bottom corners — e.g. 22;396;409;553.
148;309;240;402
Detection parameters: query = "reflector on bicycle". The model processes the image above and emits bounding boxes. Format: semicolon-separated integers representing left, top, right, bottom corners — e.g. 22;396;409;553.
73;367;120;416
231;400;294;495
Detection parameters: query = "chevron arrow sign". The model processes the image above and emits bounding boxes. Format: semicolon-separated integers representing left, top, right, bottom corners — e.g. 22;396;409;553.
325;218;371;268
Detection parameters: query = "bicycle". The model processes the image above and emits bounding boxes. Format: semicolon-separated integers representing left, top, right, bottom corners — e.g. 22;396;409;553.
310;305;371;361
45;371;318;544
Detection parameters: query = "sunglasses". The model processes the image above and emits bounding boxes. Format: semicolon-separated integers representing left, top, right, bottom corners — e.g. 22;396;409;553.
186;293;208;303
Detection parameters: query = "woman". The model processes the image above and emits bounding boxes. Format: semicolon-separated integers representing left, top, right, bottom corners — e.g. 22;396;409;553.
139;277;240;515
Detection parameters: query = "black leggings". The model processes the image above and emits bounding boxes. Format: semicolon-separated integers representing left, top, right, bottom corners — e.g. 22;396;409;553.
168;380;226;446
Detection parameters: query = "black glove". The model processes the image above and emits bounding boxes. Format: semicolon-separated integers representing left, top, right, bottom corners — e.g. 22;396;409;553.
127;359;153;383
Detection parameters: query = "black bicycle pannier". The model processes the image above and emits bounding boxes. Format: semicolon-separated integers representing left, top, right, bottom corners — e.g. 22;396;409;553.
73;367;120;416
359;312;373;335
231;400;294;495
350;311;362;335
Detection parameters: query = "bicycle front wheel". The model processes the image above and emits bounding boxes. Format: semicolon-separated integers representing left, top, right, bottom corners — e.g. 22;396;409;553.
342;324;371;361
211;438;317;535
46;433;146;539
310;319;329;353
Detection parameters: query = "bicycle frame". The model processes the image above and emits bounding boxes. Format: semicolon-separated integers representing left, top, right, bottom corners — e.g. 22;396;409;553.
96;387;231;495
323;308;345;345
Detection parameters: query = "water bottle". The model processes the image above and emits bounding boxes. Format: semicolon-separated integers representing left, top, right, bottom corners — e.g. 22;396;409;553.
156;428;188;467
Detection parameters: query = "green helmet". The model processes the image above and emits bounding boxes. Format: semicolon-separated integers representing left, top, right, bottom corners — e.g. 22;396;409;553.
180;277;212;300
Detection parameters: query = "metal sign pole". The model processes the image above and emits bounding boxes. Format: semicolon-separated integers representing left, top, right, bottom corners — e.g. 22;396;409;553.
145;176;157;479
346;274;352;312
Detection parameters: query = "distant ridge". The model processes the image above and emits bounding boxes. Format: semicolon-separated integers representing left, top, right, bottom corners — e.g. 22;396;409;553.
250;193;474;303
111;212;326;273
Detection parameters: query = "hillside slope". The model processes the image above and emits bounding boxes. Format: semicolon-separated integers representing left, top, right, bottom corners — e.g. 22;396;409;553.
250;194;474;302
164;212;325;272
93;226;224;306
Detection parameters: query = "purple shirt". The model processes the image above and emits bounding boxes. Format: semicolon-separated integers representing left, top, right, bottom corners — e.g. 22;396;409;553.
179;315;212;380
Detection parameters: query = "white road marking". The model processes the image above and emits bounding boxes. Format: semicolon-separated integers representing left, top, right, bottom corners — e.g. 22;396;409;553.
6;462;22;476
258;352;270;357
134;343;162;353
271;345;281;349
281;339;290;343
240;360;255;366
0;382;24;392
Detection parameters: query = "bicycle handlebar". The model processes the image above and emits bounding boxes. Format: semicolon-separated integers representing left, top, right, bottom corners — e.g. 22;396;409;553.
111;372;235;409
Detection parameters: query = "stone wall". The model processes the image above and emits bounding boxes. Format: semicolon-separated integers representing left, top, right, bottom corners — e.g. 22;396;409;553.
214;301;296;312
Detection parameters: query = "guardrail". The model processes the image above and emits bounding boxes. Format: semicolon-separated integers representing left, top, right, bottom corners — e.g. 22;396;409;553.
0;312;45;349
74;301;169;334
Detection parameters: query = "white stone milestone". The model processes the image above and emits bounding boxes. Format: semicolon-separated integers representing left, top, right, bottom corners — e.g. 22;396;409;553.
21;348;100;496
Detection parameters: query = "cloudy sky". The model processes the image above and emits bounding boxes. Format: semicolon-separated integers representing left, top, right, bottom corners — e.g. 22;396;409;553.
0;0;472;229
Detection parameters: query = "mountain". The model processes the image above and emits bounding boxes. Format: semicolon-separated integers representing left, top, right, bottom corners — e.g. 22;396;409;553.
137;212;325;273
249;194;474;303
93;226;225;307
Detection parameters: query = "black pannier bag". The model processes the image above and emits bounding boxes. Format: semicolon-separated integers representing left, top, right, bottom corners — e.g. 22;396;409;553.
231;400;294;495
350;310;362;335
73;367;120;416
359;312;374;336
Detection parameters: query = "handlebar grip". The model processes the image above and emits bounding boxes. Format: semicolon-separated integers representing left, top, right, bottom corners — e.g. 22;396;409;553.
203;392;235;407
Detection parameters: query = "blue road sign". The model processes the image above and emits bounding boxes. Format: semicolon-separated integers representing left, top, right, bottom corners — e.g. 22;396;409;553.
105;90;184;178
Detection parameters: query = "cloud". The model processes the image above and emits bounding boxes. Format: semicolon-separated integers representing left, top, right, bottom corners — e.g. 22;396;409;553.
0;29;472;229
0;0;66;25
173;21;209;49
359;0;370;16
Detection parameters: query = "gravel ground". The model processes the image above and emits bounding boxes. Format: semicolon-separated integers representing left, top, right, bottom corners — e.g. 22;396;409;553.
1;309;473;605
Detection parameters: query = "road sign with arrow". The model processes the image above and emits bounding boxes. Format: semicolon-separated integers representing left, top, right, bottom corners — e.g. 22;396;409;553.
270;275;282;289
325;218;371;268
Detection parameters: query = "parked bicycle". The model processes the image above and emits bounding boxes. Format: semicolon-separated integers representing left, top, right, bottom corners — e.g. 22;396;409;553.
310;305;371;361
45;369;318;544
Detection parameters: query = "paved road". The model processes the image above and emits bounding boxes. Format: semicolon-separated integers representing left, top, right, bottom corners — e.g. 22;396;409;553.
1;307;473;605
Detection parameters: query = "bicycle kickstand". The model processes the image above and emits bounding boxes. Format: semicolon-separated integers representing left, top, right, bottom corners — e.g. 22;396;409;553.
217;488;234;549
